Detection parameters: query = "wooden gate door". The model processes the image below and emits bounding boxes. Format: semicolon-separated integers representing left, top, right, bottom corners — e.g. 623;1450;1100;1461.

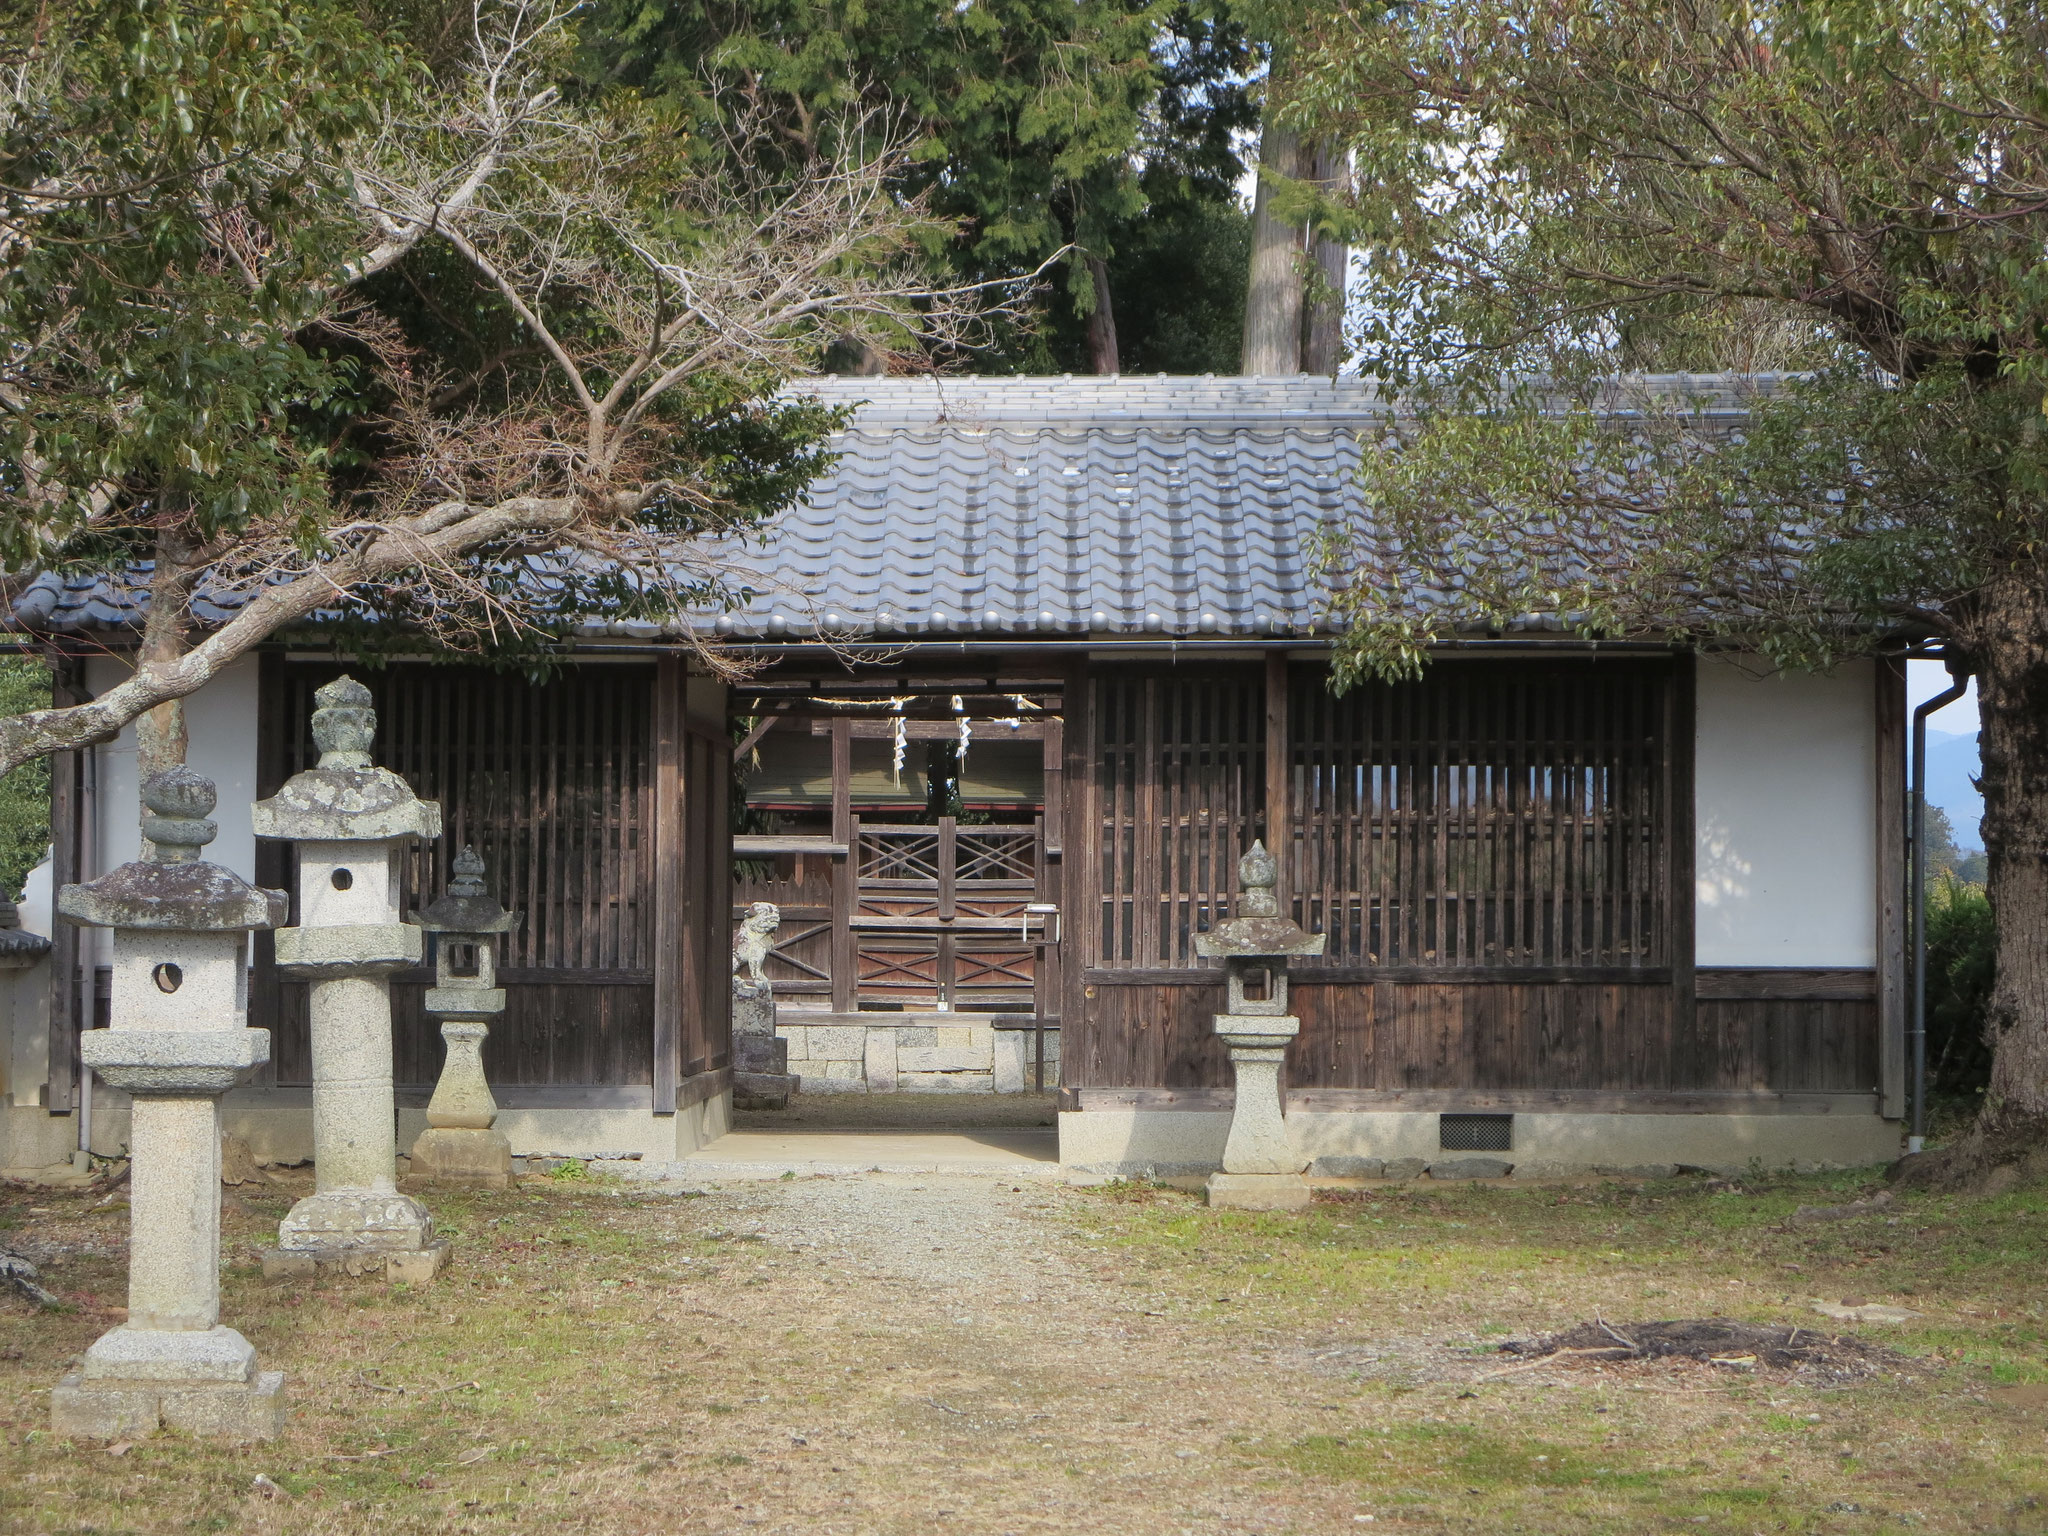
849;817;1047;1008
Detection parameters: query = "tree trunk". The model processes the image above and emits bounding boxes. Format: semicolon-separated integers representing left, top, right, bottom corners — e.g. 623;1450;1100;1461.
1085;255;1120;376
1242;119;1305;376
1300;139;1349;376
135;531;194;781
1900;575;2048;1188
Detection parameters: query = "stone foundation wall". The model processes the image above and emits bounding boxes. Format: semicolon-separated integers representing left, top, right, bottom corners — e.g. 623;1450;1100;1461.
777;1017;1059;1094
1060;1106;1901;1179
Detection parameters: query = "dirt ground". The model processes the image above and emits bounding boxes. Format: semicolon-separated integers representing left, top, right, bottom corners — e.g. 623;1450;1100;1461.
2;1157;2046;1535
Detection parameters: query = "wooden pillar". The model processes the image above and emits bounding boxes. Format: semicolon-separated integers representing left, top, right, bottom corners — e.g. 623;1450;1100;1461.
1876;655;1908;1119
1060;658;1094;1098
1039;715;1067;1089
651;655;683;1113
46;676;79;1115
1667;654;1698;1089
936;814;957;1013
830;718;854;1014
1265;651;1291;914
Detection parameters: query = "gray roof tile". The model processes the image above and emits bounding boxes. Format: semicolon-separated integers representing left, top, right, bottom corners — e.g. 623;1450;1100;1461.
12;374;1793;641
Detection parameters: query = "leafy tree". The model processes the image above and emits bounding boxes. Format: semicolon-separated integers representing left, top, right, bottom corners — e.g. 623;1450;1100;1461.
1291;0;2048;1183
582;0;1254;372
1032;4;1258;372
1924;804;1968;885
0;0;987;779
0;656;49;900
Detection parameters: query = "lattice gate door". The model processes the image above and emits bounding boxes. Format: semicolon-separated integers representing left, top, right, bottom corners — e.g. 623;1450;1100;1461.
850;817;1046;1009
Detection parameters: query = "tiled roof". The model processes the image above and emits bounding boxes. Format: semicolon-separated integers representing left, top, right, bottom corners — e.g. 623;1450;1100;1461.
10;373;1793;642
708;374;1385;640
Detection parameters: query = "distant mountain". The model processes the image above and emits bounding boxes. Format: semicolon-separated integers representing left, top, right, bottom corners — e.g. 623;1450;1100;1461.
1926;728;1983;851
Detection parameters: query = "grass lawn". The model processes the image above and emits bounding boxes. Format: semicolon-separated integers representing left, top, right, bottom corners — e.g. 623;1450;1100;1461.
1;1163;2045;1533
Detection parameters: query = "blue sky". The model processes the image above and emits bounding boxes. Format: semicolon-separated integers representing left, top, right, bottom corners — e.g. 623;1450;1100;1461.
1909;659;1981;852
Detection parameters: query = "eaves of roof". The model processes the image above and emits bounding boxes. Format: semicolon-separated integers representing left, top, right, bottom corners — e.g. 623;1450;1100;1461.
8;372;1799;646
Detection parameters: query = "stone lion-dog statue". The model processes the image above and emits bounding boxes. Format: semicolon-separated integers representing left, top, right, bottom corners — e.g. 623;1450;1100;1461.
732;901;781;984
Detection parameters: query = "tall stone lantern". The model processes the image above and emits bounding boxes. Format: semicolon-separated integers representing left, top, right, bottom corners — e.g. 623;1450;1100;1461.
1194;841;1324;1211
407;846;519;1187
252;676;446;1281
51;767;289;1439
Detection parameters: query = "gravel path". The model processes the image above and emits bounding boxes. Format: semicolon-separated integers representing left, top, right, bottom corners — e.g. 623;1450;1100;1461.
613;1169;1382;1536
712;1172;1077;1293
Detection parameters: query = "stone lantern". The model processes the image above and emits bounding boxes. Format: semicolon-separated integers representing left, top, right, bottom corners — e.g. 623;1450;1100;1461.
0;891;52;1106
1193;840;1324;1211
407;846;519;1187
251;676;446;1280
51;767;288;1439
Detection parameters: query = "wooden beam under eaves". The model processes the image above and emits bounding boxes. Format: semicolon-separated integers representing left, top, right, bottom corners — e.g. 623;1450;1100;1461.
807;719;1050;740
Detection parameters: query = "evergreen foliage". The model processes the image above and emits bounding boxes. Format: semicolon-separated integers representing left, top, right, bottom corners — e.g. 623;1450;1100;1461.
0;0;980;779
581;0;1255;370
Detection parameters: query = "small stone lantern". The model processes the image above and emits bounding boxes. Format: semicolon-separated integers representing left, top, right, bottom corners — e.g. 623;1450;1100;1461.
1193;840;1324;1211
407;847;519;1187
0;891;52;1105
51;768;289;1439
251;675;445;1280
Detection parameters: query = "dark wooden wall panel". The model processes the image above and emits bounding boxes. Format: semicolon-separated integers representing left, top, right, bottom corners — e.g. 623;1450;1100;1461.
1068;979;1874;1096
252;661;659;1090
1694;999;1881;1095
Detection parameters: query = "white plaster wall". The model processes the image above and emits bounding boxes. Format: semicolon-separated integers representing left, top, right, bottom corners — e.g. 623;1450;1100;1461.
84;655;260;885
1694;657;1876;967
6;856;54;1109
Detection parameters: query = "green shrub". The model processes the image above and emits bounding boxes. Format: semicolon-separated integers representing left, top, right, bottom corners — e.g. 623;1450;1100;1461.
1925;873;1995;1101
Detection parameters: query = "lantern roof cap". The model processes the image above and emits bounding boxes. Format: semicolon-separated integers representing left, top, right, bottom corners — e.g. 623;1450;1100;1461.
251;674;442;843
412;847;519;935
1192;840;1325;958
62;770;287;931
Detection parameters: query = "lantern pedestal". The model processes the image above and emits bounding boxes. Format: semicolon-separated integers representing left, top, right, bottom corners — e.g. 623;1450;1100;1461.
50;769;289;1439
1191;841;1324;1213
411;1021;512;1187
404;850;520;1188
252;676;445;1283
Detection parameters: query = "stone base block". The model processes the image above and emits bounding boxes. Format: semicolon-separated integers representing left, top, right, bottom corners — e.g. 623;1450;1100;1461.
409;1127;512;1188
83;1325;255;1383
732;1034;788;1075
53;1370;284;1441
1309;1154;1385;1180
733;1072;796;1111
261;1238;450;1285
1205;1172;1312;1211
279;1188;436;1252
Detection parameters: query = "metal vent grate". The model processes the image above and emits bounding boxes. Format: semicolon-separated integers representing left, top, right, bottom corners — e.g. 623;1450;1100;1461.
1439;1114;1512;1152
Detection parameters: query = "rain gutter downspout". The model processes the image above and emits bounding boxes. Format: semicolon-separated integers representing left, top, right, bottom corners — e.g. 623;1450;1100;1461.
1910;653;1971;1154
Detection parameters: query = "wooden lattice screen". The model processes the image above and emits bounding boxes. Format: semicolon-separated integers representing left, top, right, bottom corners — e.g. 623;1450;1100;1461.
251;660;724;1095
1092;668;1268;968
1086;660;1677;976
1290;659;1676;970
267;663;656;973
